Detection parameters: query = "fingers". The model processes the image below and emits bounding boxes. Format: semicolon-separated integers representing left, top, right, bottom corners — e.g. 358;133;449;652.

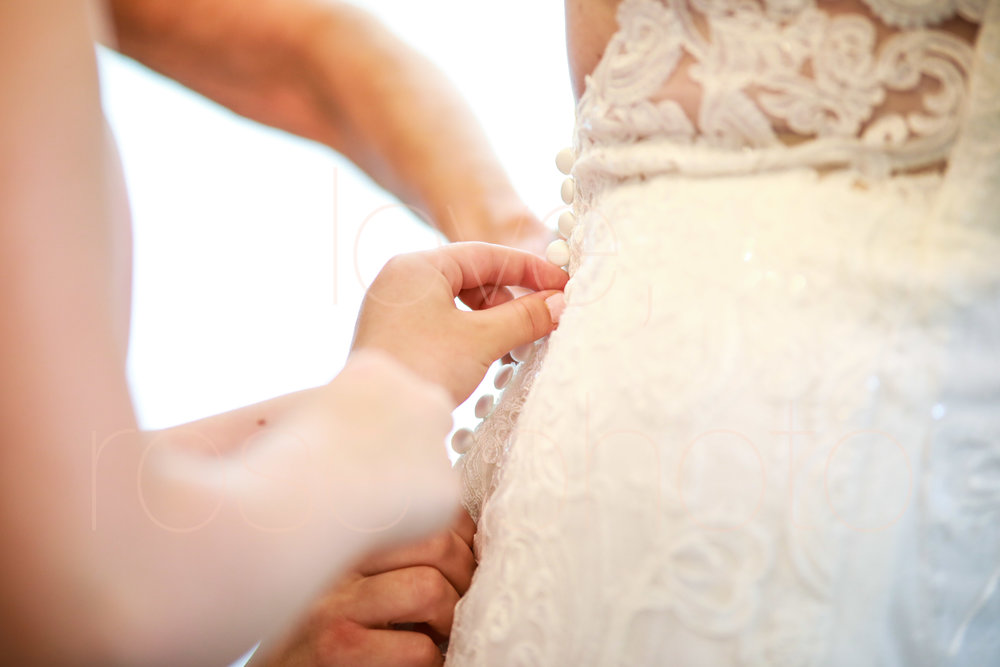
457;285;514;310
451;509;476;550
350;566;460;638
250;565;453;667
472;289;562;360
308;625;443;667
428;242;568;297
338;629;444;667
357;527;476;594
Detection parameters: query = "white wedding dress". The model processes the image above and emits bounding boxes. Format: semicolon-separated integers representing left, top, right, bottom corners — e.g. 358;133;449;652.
449;1;1000;664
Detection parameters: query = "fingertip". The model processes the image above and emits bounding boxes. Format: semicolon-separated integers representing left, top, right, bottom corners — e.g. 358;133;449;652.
544;291;567;325
515;290;561;339
527;255;570;291
472;288;564;365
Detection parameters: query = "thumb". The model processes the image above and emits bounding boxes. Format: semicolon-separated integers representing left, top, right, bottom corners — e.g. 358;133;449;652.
473;289;563;361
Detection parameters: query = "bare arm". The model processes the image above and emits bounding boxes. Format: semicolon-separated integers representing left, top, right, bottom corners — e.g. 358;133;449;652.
107;0;548;248
0;3;456;664
148;386;332;456
1;2;566;662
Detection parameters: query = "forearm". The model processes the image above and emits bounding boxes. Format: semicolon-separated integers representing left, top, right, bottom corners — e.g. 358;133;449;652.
147;384;330;456
301;4;535;243
106;359;456;665
16;362;448;666
91;380;395;666
108;0;537;243
3;2;464;661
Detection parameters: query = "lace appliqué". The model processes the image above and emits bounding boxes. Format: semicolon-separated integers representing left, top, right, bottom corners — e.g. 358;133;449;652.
577;0;983;176
455;343;547;525
448;2;1000;664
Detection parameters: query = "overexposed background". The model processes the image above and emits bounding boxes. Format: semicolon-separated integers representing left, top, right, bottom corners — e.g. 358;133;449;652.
100;1;574;459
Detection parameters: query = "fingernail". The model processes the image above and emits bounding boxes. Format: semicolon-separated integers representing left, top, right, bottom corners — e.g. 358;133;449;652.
545;292;566;325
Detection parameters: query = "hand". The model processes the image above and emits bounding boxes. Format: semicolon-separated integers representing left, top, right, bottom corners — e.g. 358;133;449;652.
249;511;477;667
351;242;568;405
307;350;459;548
486;214;560;366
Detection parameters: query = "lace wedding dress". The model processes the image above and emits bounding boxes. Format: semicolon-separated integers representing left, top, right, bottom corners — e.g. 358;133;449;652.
449;1;1000;664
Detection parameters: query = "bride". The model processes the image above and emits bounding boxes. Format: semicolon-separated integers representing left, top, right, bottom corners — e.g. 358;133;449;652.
449;0;1000;664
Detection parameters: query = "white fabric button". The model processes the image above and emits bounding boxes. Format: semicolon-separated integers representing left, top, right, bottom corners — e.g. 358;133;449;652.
475;394;495;419
451;428;474;455
558;211;577;238
560;178;575;205
555;148;576;175
494;364;514;390
511;342;535;364
546;239;570;267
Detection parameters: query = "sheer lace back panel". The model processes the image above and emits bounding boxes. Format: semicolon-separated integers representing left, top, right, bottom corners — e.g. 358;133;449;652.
575;0;985;182
448;2;1000;665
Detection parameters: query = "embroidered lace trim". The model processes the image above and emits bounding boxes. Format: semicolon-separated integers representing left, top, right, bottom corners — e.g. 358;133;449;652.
576;0;984;177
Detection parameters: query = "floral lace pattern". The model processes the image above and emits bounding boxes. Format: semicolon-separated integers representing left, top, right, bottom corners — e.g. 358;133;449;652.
576;0;984;177
449;1;1000;664
451;167;1000;665
454;343;547;526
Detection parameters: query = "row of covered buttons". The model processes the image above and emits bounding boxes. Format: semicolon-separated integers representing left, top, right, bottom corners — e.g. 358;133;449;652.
452;148;575;455
450;342;538;454
546;147;578;267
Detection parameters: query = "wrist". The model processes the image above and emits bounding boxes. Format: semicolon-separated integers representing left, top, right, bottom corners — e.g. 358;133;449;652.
435;197;545;245
468;209;554;256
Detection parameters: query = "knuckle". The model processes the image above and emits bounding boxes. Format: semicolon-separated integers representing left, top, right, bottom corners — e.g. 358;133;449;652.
315;618;366;663
513;297;544;336
402;634;443;667
380;252;414;276
510;298;531;328
408;566;451;607
422;531;456;564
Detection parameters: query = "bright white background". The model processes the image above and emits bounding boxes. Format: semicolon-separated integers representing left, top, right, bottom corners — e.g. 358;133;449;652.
100;1;574;457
